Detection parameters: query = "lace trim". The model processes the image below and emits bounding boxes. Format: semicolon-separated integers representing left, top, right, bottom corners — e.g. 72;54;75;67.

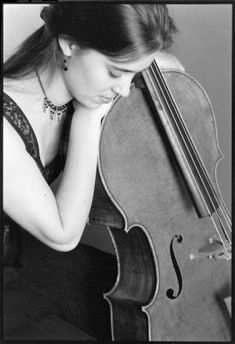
4;98;40;159
3;93;43;168
3;92;65;183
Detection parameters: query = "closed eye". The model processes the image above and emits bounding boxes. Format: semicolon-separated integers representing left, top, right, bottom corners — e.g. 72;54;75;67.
108;69;122;79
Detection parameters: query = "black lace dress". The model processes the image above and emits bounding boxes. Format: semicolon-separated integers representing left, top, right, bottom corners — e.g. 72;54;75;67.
2;92;115;341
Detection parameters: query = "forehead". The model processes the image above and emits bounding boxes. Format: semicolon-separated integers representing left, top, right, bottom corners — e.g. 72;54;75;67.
108;53;157;73
78;48;157;73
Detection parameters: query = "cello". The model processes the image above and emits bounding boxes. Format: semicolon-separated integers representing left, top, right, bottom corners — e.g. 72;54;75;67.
90;53;231;341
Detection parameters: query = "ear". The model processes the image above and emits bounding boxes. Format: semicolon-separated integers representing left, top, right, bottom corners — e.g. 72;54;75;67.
58;35;77;57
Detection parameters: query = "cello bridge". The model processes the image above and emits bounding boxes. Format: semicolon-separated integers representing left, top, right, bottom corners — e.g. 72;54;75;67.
189;234;231;261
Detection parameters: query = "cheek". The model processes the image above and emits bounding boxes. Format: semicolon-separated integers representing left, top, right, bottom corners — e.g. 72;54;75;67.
63;66;89;98
65;60;112;98
83;66;112;93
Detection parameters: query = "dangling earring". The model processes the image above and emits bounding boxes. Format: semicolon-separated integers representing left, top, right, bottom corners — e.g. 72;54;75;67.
63;58;68;71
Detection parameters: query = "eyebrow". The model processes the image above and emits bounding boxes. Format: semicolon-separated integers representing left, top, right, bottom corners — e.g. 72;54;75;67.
107;60;141;73
110;63;151;74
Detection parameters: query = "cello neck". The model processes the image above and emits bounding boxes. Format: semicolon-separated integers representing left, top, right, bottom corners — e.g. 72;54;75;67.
141;60;231;255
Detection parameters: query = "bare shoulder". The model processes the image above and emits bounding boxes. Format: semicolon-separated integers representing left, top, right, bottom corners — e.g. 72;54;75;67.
3;116;40;195
3;116;26;148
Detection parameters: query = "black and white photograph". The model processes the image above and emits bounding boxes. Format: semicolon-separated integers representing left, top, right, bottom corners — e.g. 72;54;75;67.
2;2;232;342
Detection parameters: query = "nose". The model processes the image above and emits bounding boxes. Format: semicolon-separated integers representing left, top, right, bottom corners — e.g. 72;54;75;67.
112;76;132;98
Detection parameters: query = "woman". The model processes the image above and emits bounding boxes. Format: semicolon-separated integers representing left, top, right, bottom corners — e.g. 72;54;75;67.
3;3;177;340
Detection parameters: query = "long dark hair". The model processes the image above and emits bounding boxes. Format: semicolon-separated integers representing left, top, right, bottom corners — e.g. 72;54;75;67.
4;4;177;78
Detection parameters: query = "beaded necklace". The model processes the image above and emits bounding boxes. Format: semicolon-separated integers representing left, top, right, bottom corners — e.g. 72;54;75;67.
35;69;67;122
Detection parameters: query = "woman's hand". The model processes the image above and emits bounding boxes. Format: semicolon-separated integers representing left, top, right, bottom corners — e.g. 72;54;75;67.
154;51;185;72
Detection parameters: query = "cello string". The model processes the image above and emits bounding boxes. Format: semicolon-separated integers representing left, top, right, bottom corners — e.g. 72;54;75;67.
149;63;231;231
146;65;231;248
146;67;231;252
148;64;231;243
153;66;232;232
210;213;232;249
145;68;230;246
150;63;221;205
148;64;232;244
149;65;215;199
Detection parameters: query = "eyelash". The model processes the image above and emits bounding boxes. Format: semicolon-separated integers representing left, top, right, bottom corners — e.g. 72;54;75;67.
109;70;122;79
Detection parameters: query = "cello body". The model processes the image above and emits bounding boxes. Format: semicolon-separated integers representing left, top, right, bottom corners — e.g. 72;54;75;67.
97;68;231;341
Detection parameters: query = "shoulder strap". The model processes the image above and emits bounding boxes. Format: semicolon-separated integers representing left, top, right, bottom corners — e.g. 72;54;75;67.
3;92;44;172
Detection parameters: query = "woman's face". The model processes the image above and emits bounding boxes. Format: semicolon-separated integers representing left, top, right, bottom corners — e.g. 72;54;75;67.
63;46;156;108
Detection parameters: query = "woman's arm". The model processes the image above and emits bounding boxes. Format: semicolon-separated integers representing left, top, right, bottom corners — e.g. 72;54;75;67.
3;101;112;251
